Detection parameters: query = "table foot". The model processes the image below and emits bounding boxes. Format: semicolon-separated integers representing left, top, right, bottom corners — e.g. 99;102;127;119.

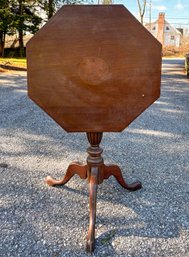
45;162;87;186
86;167;99;253
103;164;142;191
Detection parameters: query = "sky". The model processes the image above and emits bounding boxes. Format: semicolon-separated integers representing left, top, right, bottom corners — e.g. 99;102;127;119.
111;0;189;28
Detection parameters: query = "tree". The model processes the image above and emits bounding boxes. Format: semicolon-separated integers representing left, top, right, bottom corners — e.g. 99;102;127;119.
98;0;112;4
11;0;42;57
136;0;147;25
0;0;14;57
0;0;90;57
39;0;88;20
38;0;55;19
180;33;189;56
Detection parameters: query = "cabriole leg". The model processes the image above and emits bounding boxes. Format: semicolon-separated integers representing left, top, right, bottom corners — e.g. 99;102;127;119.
86;166;99;253
45;162;87;186
104;164;142;191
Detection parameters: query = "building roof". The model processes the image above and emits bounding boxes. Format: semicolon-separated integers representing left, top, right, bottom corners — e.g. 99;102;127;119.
145;19;182;35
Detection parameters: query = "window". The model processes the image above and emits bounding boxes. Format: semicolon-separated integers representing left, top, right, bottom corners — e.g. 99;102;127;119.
171;36;175;40
152;26;156;30
166;26;170;31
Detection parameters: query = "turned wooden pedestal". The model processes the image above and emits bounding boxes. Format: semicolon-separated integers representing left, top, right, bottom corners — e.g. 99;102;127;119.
45;132;142;253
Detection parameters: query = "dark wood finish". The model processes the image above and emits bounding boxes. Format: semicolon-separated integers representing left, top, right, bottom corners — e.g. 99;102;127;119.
27;5;162;132
103;165;142;191
86;132;104;184
27;4;161;253
45;132;142;253
45;162;87;186
86;166;99;253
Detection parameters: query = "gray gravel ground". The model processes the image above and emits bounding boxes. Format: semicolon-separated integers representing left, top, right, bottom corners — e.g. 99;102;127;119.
0;58;189;257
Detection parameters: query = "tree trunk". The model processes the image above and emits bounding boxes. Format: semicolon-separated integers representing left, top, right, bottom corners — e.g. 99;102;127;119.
19;29;24;57
48;0;54;19
136;0;146;25
0;31;6;57
141;14;144;25
18;0;24;57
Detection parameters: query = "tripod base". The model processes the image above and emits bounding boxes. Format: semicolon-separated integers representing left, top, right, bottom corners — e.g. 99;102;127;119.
45;132;142;253
45;163;141;191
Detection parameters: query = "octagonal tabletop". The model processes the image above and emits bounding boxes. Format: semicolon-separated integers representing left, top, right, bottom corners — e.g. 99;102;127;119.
27;5;162;132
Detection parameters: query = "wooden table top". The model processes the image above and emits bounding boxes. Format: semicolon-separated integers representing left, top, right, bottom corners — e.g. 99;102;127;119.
27;5;162;132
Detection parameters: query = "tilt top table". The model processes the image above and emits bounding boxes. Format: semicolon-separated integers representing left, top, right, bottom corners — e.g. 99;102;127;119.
27;5;162;253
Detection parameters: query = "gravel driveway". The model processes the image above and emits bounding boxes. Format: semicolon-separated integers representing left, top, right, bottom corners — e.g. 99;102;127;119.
0;58;189;257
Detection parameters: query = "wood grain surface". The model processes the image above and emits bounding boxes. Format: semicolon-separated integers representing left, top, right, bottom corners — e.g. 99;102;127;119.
27;5;162;132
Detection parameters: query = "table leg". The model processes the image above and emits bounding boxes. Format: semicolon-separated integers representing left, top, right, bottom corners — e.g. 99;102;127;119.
104;164;142;191
45;162;87;186
86;166;99;253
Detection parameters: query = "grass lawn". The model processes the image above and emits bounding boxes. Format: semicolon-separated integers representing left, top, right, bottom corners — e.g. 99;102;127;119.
0;58;27;69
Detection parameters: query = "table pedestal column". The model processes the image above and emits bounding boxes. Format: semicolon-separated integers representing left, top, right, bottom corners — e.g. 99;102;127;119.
45;132;142;253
